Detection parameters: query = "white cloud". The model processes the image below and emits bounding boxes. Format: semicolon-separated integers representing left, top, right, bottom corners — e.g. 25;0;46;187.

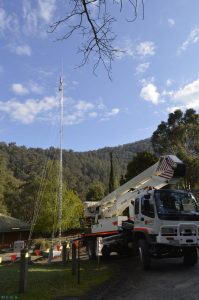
12;84;29;95
136;62;150;74
143;77;199;113
0;7;19;36
22;0;56;36
171;78;199;109
106;108;120;117
166;79;174;86
74;101;94;111
0;1;57;39
22;1;40;36
15;44;32;56
116;39;155;60
11;82;44;95
162;89;174;97
166;106;184;113
140;83;160;105
38;0;56;23
0;93;121;125
168;18;175;27
0;8;6;32
63;100;95;125
65;100;120;124
139;76;155;86
29;82;43;94
115;38;134;59
179;27;199;52
100;108;120;121
97;101;106;110
89;112;98;118
136;41;156;57
0;96;58;124
64;111;84;125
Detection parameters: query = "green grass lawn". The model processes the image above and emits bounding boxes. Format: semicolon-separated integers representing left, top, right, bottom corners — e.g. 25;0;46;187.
0;260;115;300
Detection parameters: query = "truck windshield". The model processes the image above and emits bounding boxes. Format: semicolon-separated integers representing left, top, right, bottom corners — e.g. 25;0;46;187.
154;190;199;221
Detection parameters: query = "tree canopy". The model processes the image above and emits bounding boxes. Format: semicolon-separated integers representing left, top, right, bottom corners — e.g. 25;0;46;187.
0;152;22;216
86;180;106;202
123;151;157;182
151;109;199;190
151;109;199;157
31;161;83;234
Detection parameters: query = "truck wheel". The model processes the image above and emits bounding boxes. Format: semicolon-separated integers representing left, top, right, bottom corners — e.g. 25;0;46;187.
86;239;96;260
138;239;151;270
183;247;198;266
101;246;111;259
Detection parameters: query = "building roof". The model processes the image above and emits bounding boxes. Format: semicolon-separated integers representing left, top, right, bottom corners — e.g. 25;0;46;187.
0;214;30;233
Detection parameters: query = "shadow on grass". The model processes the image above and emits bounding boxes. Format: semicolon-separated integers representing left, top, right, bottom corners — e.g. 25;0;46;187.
0;261;114;300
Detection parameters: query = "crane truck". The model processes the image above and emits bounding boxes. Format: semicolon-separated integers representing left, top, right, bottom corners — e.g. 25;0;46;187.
81;155;199;269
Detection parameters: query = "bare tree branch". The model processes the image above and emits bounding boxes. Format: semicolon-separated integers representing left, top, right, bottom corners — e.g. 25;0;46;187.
48;0;144;78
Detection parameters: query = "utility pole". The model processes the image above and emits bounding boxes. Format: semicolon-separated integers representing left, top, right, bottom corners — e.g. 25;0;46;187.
58;76;64;242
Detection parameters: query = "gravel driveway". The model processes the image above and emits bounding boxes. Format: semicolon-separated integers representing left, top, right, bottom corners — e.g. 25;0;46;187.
86;255;199;300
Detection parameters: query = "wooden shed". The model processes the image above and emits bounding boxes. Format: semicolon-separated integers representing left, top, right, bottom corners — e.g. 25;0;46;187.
0;214;30;248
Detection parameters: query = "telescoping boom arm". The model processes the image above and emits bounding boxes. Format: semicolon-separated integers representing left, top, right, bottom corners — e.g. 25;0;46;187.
84;155;185;218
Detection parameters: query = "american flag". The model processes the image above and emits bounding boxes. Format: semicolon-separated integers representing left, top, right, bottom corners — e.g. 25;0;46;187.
156;156;177;179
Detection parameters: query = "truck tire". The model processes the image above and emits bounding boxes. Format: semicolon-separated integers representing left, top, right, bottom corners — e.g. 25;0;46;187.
101;246;110;259
86;239;96;260
138;239;151;270
183;247;198;266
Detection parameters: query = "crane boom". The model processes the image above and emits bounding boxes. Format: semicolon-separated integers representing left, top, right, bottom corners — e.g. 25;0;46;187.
84;155;185;219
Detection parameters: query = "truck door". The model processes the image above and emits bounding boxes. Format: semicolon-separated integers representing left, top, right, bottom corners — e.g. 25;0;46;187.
140;195;155;228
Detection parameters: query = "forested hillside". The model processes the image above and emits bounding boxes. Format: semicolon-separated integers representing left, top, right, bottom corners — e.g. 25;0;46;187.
0;138;152;232
0;138;152;202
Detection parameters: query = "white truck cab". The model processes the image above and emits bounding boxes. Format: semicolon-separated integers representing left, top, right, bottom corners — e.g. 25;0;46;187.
133;189;199;243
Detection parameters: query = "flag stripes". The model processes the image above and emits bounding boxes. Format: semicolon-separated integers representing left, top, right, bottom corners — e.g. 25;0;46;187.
156;156;176;179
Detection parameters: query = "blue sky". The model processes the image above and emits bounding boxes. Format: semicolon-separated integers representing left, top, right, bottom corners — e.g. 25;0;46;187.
1;0;199;151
